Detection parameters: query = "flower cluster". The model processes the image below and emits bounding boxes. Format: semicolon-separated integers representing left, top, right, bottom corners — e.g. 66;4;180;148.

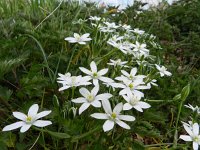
57;16;172;132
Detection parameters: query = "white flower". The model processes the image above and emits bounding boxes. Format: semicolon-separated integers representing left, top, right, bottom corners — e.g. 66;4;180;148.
180;123;200;150
72;86;112;114
133;28;145;35
79;61;114;86
155;64;172;77
109;78;150;97
147;79;158;87
122;92;150;112
132;41;149;56
2;104;52;133
115;68;146;81
57;73;91;91
65;33;92;45
107;40;128;54
91;100;135;132
88;16;101;21
185;104;200;114
107;59;128;68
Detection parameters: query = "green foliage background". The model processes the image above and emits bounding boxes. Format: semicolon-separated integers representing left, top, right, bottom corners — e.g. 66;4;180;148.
0;0;199;149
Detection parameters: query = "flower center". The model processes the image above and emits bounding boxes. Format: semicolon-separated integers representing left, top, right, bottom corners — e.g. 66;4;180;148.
130;97;140;106
87;94;94;102
111;113;117;119
26;116;32;123
193;136;199;142
93;72;98;79
129;83;134;89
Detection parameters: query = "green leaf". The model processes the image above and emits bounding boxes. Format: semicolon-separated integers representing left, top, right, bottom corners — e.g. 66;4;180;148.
46;130;71;139
181;84;190;101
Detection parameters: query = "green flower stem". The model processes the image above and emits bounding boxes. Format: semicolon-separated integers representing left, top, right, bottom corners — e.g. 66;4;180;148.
66;45;77;72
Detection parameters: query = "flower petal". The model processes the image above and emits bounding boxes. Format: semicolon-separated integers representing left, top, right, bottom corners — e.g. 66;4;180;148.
20;124;32;133
179;135;192;141
115;120;130;129
99;77;114;83
79;67;92;75
79;88;90;98
193;123;199;135
72;98;87;103
193;142;199;150
98;69;108;76
90;61;97;73
138;102;151;109
91;100;101;108
95;93;112;101
33;120;52;127
183;124;193;136
102;99;112;114
2;121;25;132
91;113;108;119
91;86;99;96
28;104;39;117
13;112;27;121
35;111;52;120
79;103;90;114
103;120;114;132
123;103;133;110
118;115;135;122
113;103;123;114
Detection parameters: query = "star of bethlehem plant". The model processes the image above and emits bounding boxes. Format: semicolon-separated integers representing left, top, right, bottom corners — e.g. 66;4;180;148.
2;104;52;133
57;15;172;134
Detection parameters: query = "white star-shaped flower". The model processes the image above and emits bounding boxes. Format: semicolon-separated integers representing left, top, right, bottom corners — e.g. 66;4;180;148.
91;100;135;132
65;33;92;45
57;73;91;91
79;61;114;86
155;64;172;77
180;123;200;150
107;59;128;68
122;92;151;112
2;104;52;133
72;86;112;114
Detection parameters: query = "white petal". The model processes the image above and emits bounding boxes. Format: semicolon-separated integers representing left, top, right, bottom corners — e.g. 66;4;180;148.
33;120;52;127
130;68;137;76
35;111;52;120
99;77;114;83
59;85;70;91
91;86;99;96
121;70;129;77
82;33;90;38
103;120;114;132
79;103;90;114
95;93;112;101
13;112;27;121
118;115;135;122
93;79;99;86
90;61;97;72
79;88;90;98
133;105;143;112
138;102;151;109
193;123;199;135
164;71;172;76
28;104;39;117
98;69;108;76
78;42;86;45
2;121;25;132
91;100;101;108
79;67;92;75
113;103;123;114
72;98;87;103
183;124;193;136
123;103;133;110
115;120;130;129
179;135;192;141
91;113;108;119
193;142;199;150
20;124;32;133
65;37;75;41
102;99;112;114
